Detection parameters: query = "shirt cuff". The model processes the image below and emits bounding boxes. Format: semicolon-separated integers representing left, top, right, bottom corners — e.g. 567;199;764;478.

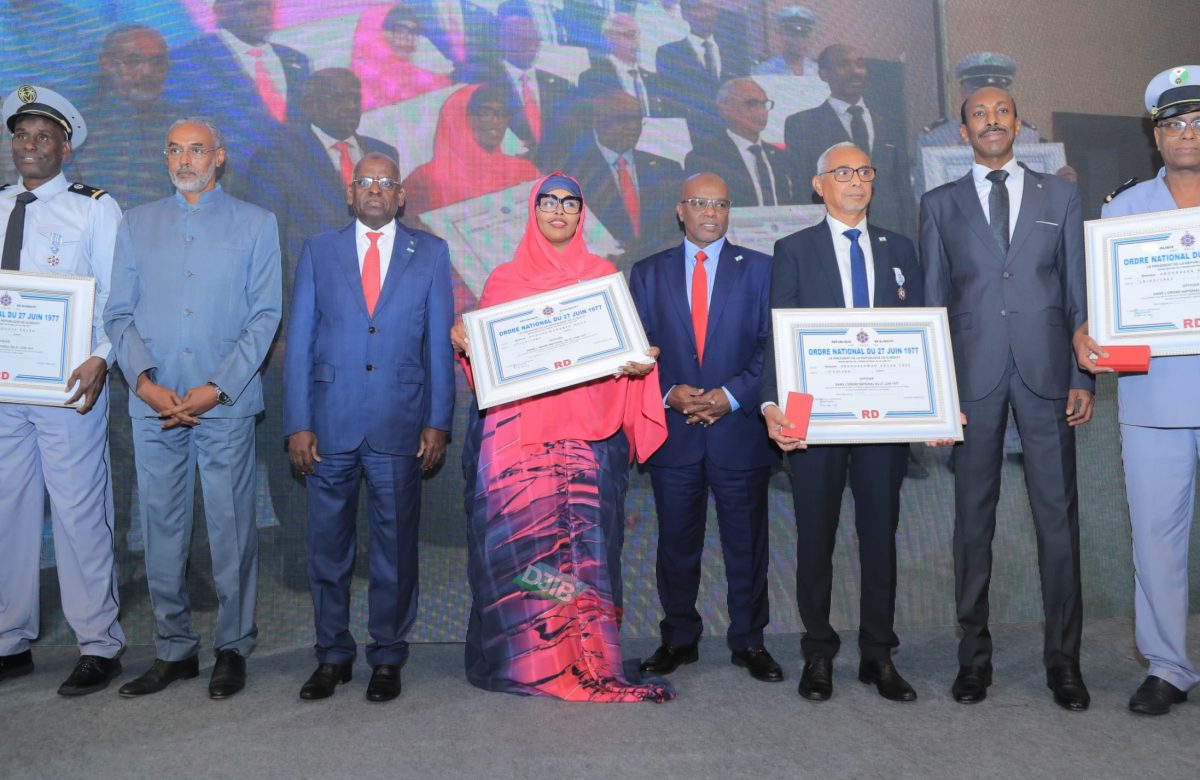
759;401;778;415
721;386;739;413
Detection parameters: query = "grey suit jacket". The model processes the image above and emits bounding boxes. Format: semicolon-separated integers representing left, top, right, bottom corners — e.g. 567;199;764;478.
919;164;1093;402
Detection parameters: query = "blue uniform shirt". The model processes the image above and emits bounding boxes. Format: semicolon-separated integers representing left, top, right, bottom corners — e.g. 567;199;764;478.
1102;166;1200;427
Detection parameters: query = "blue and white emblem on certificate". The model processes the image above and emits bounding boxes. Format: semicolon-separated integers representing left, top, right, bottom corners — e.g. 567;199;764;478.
0;270;96;407
463;273;653;409
771;307;963;444
1085;205;1200;355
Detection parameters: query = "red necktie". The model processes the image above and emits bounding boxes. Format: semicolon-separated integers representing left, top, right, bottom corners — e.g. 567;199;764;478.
363;231;383;316
692;250;708;363
617;156;640;239
248;47;287;123
520;74;541;143
333;141;354;188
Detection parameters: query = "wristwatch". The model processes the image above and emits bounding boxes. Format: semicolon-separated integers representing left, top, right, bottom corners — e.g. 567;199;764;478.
207;382;232;406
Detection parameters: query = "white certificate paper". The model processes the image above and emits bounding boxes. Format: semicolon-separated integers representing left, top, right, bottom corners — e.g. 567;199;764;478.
463;273;651;409
772;307;962;444
0;270;95;407
1085;205;1200;355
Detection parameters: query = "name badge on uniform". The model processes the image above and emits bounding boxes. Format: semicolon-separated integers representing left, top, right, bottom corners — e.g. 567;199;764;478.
893;266;906;301
47;232;62;266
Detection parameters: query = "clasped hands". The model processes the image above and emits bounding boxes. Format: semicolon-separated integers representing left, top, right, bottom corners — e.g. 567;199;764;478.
668;383;730;427
135;372;219;429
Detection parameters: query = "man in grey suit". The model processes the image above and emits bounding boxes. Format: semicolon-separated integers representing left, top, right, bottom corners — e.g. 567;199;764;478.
919;86;1094;711
105;117;282;700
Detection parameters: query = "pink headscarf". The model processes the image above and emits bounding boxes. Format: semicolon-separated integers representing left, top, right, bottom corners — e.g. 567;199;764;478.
350;5;453;110
471;174;667;462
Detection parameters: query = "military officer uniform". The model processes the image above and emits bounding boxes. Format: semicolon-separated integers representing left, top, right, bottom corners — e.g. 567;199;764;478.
0;86;125;695
1101;66;1200;715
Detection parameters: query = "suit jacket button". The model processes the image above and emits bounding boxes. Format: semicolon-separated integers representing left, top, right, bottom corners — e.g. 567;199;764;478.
366;364;374;371
1000;309;1007;317
1003;271;1012;279
368;326;377;334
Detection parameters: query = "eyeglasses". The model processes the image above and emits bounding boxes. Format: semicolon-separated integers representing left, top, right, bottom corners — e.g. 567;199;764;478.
738;98;775;111
108;55;168;70
163;145;221;158
536;194;583;214
818;165;877;182
352;176;400;190
679;197;732;212
1158;117;1200;136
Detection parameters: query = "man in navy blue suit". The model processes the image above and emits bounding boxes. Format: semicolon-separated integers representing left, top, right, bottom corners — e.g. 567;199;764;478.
629;172;782;683
654;0;750;138
167;0;311;188
283;153;454;703
245;68;399;590
760;142;923;703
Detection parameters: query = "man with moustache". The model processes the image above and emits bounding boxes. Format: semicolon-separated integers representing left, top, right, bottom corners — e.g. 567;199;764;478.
919;86;1093;710
0;86;126;696
105;118;282;700
629;172;782;683
284;153;453;702
1076;67;1200;716
685;78;794;207
761;143;922;702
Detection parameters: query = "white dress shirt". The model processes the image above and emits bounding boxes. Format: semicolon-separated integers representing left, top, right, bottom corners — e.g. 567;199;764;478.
826;213;875;307
971;157;1024;240
218;28;288;102
607;55;650;113
595;134;639;192
827;95;874;153
310;125;361;175
355;218;396;285
726;130;778;206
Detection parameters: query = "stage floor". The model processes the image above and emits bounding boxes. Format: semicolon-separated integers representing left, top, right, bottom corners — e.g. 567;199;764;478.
5;616;1197;779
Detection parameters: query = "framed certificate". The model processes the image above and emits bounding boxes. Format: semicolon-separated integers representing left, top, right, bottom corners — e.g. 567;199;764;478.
464;273;652;409
772;307;963;444
0;270;96;407
1085;205;1200;355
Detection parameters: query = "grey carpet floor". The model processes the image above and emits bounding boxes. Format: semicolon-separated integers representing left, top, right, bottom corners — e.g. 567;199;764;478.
4;616;1197;780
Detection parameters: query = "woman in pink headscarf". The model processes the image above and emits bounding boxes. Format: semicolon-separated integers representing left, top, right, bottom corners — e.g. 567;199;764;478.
451;174;674;703
350;4;452;110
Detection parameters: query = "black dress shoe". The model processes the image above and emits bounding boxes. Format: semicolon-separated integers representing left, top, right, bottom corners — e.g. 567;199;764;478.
58;655;122;696
1129;675;1188;716
300;662;353;700
0;650;34;683
638;643;699;675
731;647;784;682
1046;664;1090;711
858;659;917;702
209;650;246;700
366;665;401;702
951;664;992;704
798;656;833;701
119;656;200;697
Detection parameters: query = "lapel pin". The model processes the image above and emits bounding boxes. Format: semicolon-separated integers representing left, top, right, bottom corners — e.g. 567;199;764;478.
878;235;887;242
734;254;743;262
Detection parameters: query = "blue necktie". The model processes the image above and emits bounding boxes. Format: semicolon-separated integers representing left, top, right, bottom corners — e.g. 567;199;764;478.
844;228;869;307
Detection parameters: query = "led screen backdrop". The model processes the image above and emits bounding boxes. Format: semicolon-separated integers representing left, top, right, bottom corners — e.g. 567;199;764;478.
3;0;1197;647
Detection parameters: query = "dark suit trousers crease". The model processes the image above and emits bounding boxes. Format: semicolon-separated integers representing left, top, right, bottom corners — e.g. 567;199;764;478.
952;356;1082;669
648;459;771;650
306;441;422;667
787;443;906;661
